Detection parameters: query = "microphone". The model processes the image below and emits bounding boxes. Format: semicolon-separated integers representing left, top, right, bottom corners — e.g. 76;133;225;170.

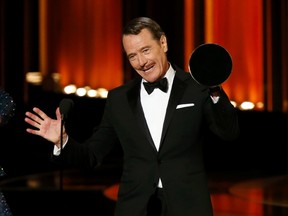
59;98;74;121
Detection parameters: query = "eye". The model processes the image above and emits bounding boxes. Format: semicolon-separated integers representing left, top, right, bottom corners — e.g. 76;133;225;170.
128;54;136;61
143;48;150;54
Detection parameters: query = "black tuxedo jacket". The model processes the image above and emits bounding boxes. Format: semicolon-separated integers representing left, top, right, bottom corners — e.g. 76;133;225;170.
60;65;240;216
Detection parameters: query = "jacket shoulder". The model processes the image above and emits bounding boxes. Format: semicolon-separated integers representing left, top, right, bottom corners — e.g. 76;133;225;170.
172;64;206;92
107;77;141;97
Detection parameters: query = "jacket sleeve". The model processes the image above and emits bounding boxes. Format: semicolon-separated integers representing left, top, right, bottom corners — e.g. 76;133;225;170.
204;88;240;141
51;98;119;170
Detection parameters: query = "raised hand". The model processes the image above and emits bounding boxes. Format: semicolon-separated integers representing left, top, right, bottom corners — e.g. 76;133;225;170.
25;107;66;147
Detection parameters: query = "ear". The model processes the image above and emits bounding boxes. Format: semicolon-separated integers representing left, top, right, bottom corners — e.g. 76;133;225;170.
160;35;168;52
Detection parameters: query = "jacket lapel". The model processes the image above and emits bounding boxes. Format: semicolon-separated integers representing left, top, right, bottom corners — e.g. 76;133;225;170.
159;68;189;151
127;78;157;151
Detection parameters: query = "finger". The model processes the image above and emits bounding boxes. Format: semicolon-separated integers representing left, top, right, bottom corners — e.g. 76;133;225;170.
25;112;43;125
32;107;49;121
26;128;41;136
25;117;41;129
56;107;61;120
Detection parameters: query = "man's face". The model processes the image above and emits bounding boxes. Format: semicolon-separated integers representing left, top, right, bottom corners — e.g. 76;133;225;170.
123;29;169;83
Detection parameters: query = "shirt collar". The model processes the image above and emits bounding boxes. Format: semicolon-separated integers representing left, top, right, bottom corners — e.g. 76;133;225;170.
141;63;176;88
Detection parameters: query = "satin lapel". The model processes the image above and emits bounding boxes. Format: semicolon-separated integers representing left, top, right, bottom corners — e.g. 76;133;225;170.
127;80;157;152
159;71;188;150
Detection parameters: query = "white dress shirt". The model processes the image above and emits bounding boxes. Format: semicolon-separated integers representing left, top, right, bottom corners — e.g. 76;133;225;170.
141;64;175;188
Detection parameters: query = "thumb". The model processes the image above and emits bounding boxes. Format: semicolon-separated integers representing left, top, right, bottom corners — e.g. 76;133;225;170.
56;107;61;120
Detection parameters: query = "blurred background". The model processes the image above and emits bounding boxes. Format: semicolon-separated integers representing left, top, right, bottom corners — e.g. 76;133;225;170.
0;0;287;215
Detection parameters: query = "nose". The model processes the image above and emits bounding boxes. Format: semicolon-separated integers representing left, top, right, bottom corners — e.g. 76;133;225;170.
138;54;147;67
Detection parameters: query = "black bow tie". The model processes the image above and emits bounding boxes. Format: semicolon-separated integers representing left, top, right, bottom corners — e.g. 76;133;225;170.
143;77;168;95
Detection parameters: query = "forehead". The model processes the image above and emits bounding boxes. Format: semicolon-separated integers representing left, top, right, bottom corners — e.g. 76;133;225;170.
123;29;157;53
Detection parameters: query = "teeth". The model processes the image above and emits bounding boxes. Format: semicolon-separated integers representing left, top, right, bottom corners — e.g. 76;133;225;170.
145;67;153;72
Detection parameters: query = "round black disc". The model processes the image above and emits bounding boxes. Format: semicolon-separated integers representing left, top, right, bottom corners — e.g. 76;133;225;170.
188;43;232;86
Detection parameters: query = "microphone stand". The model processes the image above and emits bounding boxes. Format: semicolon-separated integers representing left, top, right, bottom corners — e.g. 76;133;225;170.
58;98;74;192
59;115;65;191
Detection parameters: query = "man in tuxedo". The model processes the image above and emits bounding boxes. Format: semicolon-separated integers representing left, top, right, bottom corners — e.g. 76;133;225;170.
25;17;240;216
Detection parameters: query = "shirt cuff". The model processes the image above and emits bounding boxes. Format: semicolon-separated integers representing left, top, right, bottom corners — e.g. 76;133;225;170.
53;136;69;155
210;95;220;104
